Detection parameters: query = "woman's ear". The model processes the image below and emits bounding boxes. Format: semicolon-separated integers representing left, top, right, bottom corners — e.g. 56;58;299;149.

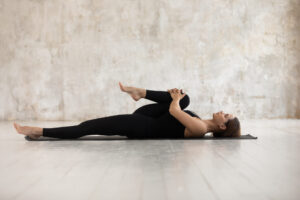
219;124;226;130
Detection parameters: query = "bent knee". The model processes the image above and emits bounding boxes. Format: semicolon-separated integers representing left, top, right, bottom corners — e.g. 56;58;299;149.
180;94;190;109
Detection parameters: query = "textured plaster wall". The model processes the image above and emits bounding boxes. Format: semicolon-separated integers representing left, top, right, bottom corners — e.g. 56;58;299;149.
0;0;299;121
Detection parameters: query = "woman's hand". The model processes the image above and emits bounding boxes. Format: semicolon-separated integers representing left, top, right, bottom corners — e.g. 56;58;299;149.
167;88;186;101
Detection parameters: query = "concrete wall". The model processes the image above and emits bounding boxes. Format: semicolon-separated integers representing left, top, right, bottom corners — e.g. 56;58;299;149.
0;0;299;120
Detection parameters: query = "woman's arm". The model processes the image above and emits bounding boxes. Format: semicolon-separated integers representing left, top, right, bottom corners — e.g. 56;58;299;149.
169;99;206;137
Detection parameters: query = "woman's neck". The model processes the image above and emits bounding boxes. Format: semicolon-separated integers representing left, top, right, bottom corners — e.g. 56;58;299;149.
201;119;219;133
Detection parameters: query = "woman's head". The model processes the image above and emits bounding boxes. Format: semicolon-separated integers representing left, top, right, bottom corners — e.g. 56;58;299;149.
212;111;241;137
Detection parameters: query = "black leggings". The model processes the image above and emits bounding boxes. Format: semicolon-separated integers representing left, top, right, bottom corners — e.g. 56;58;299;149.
42;89;190;139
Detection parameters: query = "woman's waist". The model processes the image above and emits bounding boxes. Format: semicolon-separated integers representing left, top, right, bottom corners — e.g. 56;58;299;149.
148;118;185;138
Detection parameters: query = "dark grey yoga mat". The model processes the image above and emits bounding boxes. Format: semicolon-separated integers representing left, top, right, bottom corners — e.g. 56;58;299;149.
24;134;257;141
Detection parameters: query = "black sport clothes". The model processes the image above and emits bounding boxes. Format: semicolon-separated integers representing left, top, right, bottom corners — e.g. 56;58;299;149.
42;89;200;139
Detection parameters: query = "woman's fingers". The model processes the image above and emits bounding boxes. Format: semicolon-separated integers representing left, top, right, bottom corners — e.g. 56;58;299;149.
167;88;186;100
168;88;183;94
169;89;180;93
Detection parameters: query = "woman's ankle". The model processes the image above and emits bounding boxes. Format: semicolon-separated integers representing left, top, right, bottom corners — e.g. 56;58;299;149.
34;127;43;136
139;88;146;98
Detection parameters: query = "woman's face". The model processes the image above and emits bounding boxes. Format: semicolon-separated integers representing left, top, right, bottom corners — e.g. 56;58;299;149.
213;111;235;124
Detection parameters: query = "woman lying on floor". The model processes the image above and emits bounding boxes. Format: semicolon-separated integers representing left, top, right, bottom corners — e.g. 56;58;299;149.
13;82;241;140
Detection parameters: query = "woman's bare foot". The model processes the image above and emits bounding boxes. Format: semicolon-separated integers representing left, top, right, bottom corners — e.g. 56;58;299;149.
119;82;145;101
13;122;42;139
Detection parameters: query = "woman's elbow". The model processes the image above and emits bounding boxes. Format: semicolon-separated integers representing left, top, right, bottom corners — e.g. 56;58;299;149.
189;130;205;138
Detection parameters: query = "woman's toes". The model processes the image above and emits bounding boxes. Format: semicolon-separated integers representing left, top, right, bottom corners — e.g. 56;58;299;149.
119;82;141;101
13;122;41;138
14;125;29;135
119;82;127;92
119;82;124;91
13;122;21;134
119;82;131;93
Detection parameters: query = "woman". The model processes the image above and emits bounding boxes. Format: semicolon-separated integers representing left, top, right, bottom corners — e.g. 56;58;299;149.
13;82;241;140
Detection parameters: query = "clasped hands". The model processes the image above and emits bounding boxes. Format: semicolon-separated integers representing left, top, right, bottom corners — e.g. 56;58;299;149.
167;88;186;101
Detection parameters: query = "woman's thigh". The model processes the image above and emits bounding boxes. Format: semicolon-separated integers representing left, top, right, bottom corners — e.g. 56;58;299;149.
154;112;186;138
132;103;169;118
79;113;155;139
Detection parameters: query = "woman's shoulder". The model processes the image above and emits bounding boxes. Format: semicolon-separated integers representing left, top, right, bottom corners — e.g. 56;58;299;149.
183;110;201;119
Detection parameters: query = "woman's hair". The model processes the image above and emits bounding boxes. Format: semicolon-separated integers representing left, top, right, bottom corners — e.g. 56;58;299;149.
212;117;241;137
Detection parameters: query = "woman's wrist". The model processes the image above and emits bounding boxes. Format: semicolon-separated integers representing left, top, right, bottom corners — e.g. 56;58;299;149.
172;99;180;103
169;99;181;113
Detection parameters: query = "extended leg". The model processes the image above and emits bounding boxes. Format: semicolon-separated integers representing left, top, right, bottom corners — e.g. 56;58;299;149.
42;114;152;139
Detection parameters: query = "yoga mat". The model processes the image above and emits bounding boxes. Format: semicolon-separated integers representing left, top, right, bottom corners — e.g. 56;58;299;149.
24;134;257;141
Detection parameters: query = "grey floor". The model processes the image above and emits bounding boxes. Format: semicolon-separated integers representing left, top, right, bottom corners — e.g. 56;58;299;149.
1;119;299;200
